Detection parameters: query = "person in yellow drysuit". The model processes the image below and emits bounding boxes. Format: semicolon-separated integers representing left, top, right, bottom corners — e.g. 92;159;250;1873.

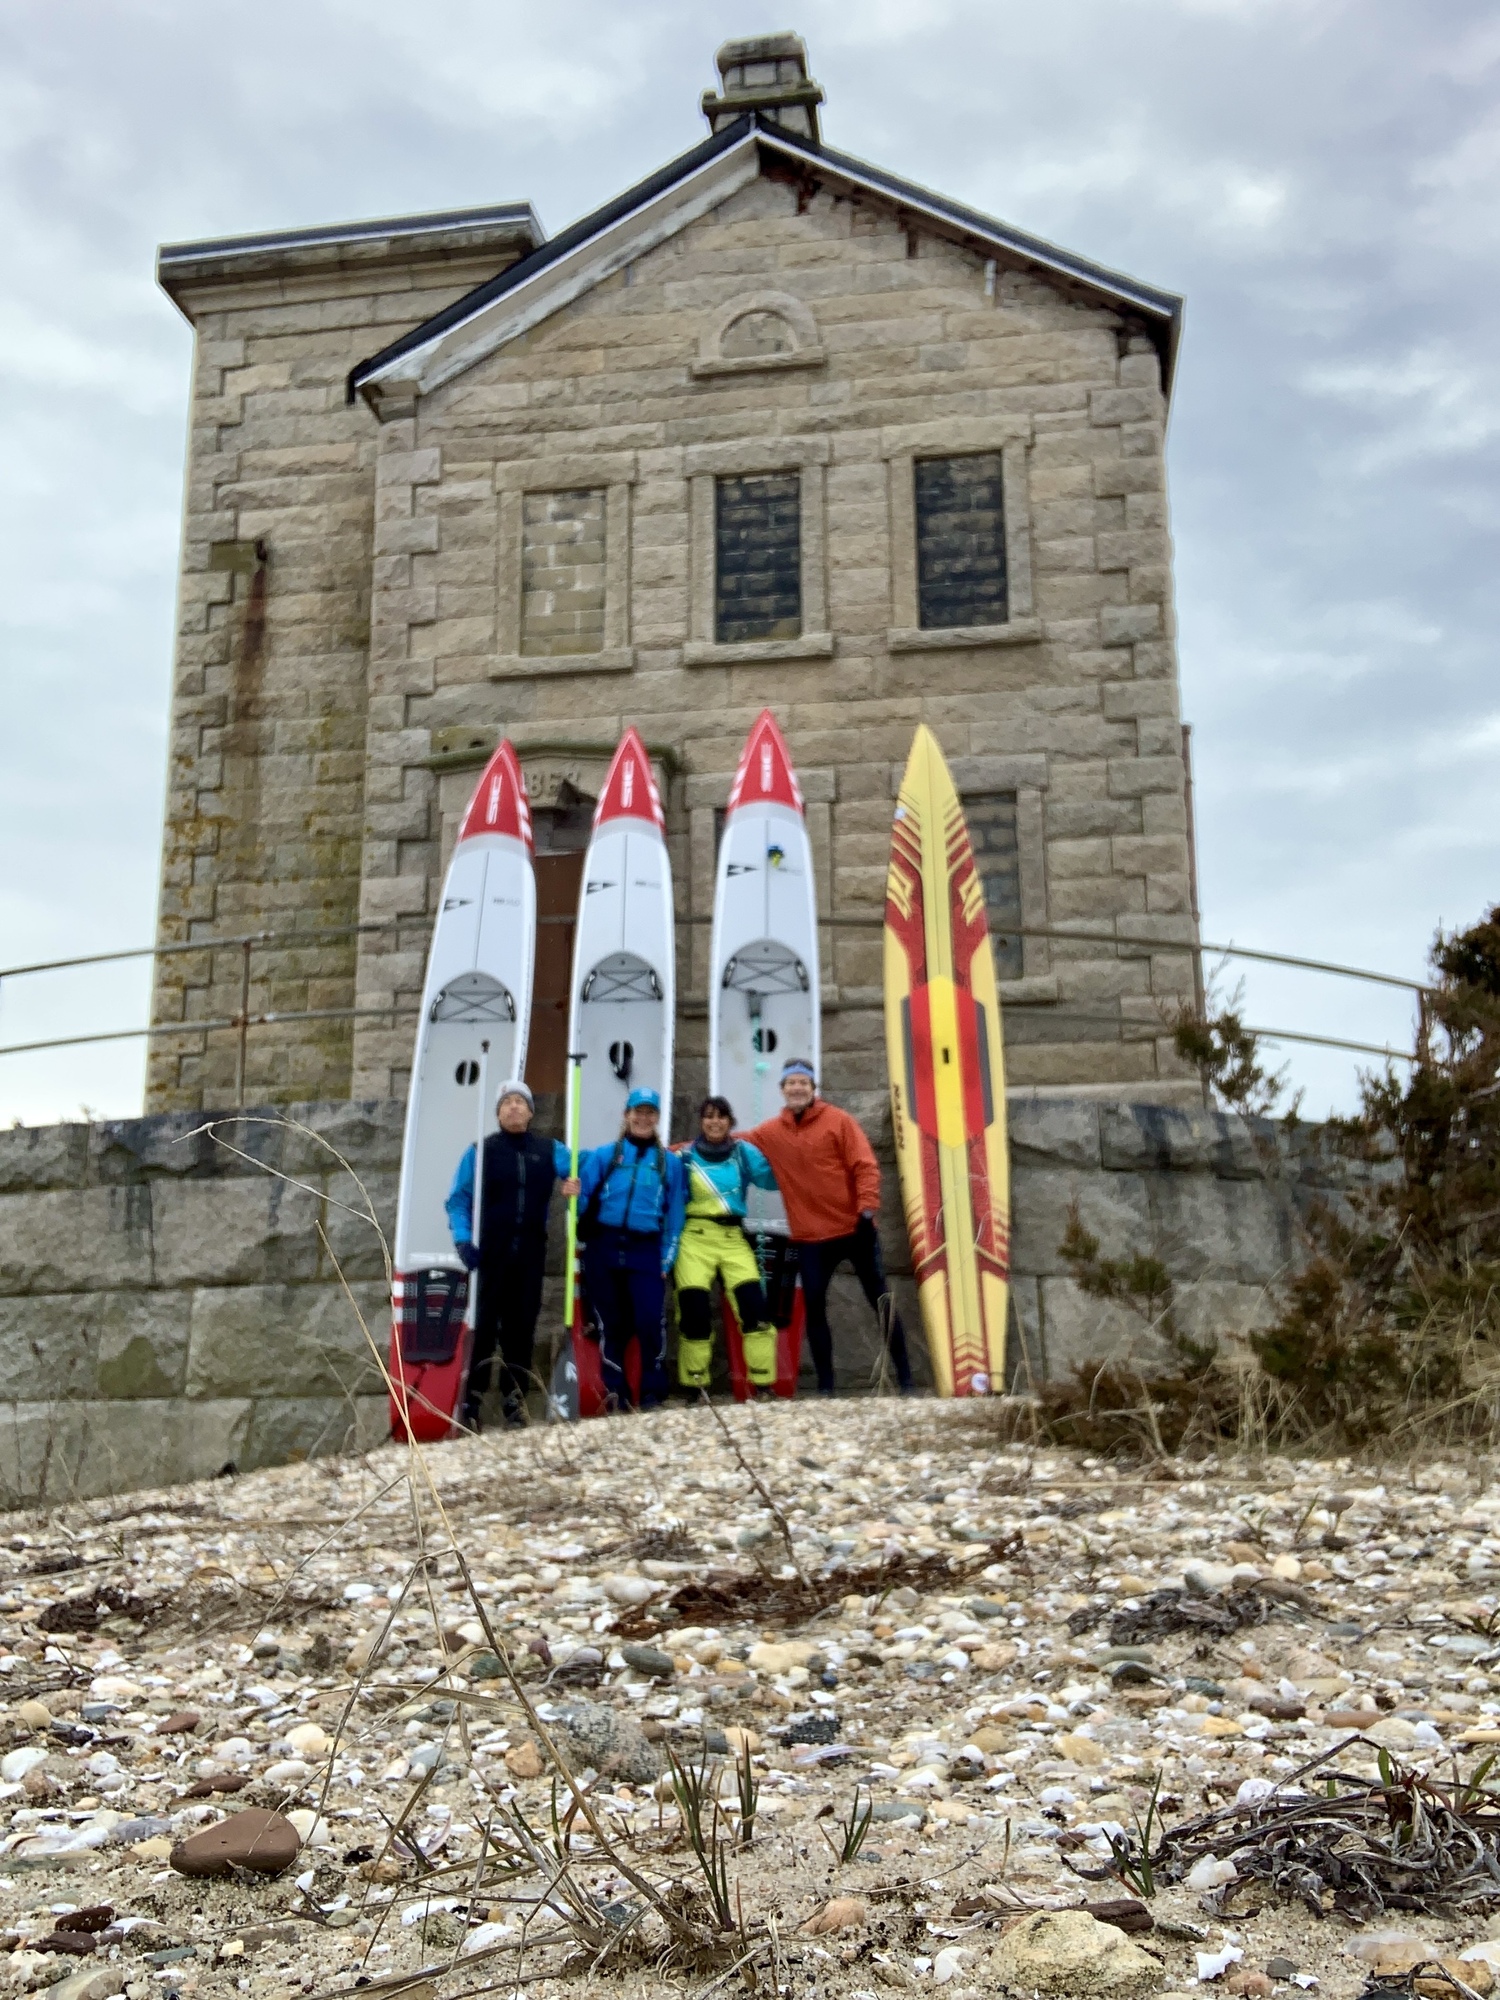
674;1096;782;1391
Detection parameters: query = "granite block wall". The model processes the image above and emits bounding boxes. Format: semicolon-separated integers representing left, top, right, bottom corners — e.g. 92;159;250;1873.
0;1094;1336;1504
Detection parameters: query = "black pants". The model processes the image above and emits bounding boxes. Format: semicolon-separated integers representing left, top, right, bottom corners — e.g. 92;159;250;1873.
470;1236;547;1424
796;1221;912;1394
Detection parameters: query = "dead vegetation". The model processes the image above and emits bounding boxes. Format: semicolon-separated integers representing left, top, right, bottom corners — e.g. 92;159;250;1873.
618;1532;1026;1635
1022;903;1500;1460
1155;1740;1500;1920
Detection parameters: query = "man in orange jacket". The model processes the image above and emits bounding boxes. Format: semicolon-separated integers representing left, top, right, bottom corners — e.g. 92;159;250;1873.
743;1059;914;1395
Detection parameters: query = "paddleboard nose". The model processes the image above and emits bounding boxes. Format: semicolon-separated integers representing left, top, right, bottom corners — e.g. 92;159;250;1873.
593;726;665;832
727;708;803;815
456;739;532;849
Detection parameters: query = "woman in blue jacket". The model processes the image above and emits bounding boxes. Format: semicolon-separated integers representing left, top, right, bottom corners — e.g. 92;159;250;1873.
576;1087;687;1411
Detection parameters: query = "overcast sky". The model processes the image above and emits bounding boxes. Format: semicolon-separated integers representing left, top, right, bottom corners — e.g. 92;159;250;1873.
1;0;1496;1124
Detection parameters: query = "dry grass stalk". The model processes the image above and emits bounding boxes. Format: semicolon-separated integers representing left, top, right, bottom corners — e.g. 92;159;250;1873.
189;1113;764;1995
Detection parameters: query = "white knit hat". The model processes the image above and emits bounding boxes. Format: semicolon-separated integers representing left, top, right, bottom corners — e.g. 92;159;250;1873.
496;1079;534;1111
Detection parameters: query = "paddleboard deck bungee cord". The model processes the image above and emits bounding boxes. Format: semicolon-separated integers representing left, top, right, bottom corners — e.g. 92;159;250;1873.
560;729;675;1418
883;725;1011;1398
709;710;815;1398
390;741;535;1442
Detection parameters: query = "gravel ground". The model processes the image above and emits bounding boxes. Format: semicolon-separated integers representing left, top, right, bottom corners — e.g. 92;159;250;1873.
1;1400;1500;2000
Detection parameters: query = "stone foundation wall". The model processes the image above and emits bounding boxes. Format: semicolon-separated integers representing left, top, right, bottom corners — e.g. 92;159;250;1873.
0;1095;1335;1504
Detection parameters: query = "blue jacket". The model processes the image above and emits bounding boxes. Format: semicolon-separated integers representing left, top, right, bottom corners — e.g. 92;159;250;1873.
577;1137;687;1274
447;1136;572;1251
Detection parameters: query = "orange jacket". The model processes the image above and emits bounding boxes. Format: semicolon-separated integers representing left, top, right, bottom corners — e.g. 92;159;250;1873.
742;1099;881;1244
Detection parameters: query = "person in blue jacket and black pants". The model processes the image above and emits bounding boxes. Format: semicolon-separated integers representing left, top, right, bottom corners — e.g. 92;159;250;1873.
576;1087;687;1412
447;1080;578;1431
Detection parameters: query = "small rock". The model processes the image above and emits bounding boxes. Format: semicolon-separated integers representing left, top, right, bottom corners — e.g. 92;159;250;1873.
1;1745;48;1782
284;1722;329;1759
965;1598;1007;1619
723;1726;760;1754
748;1640;814;1675
1183;1561;1238;1596
285;1809;330;1847
621;1643;674;1680
601;1574;659;1606
264;1759;311;1787
806;1896;867;1934
505;1741;544;1779
170;1808;301;1877
43;1970;125;2000
971;1642;1019;1671
1084;1901;1153;1935
1056;1732;1104;1767
156;1710;200;1734
1111;1660;1155;1686
548;1700;661;1785
37;1930;99;1956
1225;1975;1273;1998
131;1837;174;1862
990;1910;1162;1998
1186;1857;1237;1892
15;1698;51;1729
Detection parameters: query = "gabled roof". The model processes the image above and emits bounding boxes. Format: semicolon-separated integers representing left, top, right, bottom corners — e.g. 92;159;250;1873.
348;115;1182;409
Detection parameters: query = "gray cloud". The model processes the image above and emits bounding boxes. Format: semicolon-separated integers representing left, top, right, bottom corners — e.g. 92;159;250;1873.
1;0;1494;1117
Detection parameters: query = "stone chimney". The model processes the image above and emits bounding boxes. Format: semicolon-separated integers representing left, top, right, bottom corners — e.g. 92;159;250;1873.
701;33;824;143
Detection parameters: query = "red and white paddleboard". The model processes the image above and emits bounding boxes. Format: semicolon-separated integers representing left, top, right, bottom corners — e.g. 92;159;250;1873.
391;742;535;1442
711;710;816;1398
564;729;674;1417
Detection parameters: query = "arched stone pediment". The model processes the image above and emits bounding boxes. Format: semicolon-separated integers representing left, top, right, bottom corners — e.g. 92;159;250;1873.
691;291;826;379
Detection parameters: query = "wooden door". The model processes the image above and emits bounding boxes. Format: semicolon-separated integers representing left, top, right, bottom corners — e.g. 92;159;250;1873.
526;850;585;1094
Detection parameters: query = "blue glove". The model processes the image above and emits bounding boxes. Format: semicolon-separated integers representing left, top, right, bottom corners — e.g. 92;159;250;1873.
457;1241;481;1272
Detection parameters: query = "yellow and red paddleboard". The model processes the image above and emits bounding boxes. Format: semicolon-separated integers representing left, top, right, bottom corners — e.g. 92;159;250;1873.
883;726;1011;1397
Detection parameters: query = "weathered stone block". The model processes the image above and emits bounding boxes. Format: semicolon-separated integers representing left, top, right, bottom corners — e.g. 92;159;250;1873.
320;1172;399;1280
0;1124;89;1195
1099;604;1161;646
0;1397;253;1506
1010;1168;1152;1278
241;1394;389;1471
151;1180;323;1289
1099;1103;1270;1180
1006;1097;1102;1169
185;1281;388;1399
0;1187;155;1296
0;1292;192;1401
1145;1174;1296;1285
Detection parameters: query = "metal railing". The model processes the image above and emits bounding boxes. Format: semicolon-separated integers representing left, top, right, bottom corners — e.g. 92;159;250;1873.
0;908;1427;1105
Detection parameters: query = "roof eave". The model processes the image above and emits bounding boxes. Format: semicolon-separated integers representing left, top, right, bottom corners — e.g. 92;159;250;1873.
752;125;1183;394
155;203;544;324
348;119;760;407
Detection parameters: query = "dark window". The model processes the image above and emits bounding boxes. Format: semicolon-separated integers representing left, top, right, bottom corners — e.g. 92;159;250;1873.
966;790;1023;980
715;472;801;643
915;453;1007;630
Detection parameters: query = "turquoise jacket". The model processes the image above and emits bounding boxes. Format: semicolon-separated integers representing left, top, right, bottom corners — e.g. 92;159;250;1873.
678;1139;779;1223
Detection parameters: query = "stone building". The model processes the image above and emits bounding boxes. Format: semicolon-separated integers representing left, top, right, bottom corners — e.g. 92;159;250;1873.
148;33;1199;1122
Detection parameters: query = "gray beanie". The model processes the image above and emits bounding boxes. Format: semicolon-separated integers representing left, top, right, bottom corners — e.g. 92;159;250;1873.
496;1079;534;1111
